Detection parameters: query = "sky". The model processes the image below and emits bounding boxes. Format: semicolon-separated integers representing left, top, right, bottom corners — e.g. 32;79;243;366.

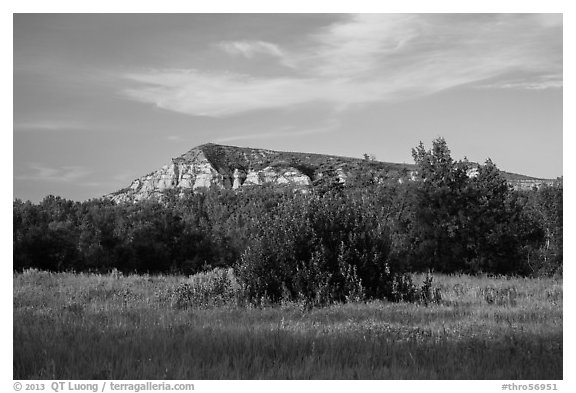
13;13;563;202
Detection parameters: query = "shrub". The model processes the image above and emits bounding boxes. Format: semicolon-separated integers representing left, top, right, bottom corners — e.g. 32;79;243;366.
386;273;441;305
235;192;439;306
170;268;239;309
235;193;383;304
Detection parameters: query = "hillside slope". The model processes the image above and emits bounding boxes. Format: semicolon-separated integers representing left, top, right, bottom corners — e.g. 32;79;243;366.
106;143;555;202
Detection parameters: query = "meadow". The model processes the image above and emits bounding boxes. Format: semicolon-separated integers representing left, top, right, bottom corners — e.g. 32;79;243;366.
13;269;562;379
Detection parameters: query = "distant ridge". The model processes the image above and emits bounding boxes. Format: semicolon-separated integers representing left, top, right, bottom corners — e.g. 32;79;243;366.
106;143;557;203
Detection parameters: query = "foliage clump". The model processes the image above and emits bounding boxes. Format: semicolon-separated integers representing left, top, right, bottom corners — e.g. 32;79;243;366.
170;268;239;309
235;192;397;305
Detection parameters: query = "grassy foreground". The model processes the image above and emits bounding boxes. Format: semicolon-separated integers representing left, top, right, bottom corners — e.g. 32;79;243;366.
13;269;562;379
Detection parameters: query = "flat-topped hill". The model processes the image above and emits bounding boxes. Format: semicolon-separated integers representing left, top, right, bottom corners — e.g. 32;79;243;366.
106;143;555;202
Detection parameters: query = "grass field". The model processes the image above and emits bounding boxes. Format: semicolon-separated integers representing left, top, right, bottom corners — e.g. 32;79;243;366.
13;269;562;379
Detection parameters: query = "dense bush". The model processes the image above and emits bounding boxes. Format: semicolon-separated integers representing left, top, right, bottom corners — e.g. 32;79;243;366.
236;193;394;305
169;268;240;309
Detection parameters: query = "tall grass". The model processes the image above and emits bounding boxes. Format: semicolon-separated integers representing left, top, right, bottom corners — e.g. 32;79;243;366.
13;269;562;379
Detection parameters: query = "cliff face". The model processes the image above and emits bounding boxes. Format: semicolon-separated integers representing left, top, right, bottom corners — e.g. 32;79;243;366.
106;144;318;203
108;149;223;203
106;143;558;203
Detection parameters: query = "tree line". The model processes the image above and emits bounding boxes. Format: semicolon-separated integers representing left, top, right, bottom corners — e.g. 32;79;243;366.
13;139;562;303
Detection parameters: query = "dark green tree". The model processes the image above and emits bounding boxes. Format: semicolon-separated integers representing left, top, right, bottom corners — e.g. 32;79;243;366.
410;138;471;271
409;138;538;274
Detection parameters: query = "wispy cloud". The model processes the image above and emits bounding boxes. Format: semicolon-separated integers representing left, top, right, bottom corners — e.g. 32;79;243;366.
475;73;563;90
15;163;92;183
124;70;368;116
122;14;562;118
302;14;421;78
217;40;285;59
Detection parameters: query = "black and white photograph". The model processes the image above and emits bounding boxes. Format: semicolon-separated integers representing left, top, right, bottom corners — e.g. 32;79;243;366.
10;4;566;387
